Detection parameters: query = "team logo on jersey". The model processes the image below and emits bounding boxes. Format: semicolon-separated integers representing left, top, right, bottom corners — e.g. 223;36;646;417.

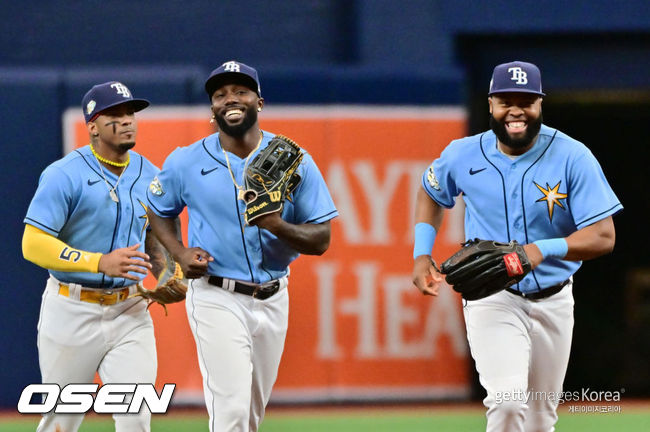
427;165;441;191
149;176;164;196
534;181;567;222
138;200;149;238
86;100;96;115
508;67;528;85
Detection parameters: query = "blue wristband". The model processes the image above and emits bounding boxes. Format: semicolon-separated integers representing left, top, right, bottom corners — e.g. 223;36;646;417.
533;238;568;259
413;223;437;259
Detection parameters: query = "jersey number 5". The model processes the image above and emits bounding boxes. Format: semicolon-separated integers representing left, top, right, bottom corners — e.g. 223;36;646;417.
59;247;82;263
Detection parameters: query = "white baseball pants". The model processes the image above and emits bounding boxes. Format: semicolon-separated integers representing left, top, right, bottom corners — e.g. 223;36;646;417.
36;276;157;432
463;282;574;432
186;276;289;432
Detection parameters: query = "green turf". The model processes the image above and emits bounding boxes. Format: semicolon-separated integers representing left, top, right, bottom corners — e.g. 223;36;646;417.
2;411;649;431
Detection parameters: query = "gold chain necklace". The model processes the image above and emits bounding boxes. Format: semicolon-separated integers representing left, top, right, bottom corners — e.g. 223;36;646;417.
221;131;263;201
89;142;130;167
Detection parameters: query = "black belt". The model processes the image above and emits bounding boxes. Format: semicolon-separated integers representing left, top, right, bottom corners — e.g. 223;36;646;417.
207;276;280;300
506;279;570;300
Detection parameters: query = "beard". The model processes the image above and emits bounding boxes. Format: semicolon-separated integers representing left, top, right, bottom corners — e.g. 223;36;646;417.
118;142;136;151
489;113;542;149
216;105;258;138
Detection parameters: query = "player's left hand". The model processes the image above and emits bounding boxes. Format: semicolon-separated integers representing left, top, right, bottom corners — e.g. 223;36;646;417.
175;247;213;279
248;211;283;231
523;243;544;270
412;255;444;296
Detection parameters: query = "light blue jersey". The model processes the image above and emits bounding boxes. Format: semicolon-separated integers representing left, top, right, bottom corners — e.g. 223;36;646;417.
146;130;338;284
423;124;622;294
24;146;159;288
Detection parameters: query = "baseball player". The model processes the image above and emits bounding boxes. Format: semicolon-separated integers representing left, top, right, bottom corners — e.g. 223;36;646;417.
146;60;338;432
23;82;166;432
412;61;622;431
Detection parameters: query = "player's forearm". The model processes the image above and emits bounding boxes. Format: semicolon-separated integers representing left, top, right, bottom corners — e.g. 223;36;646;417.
415;187;444;230
22;224;102;272
563;216;615;261
146;210;186;261
263;218;331;255
413;187;445;259
144;231;169;279
529;216;616;264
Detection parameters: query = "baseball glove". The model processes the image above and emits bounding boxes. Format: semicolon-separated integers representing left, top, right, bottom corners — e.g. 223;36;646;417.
243;135;303;224
135;261;188;315
440;239;532;300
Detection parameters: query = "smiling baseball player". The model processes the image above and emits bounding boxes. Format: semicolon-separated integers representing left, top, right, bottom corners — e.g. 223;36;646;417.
22;82;165;432
412;61;622;431
146;60;338;432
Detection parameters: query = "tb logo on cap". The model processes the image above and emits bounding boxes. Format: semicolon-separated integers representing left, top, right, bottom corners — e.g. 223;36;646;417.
508;67;528;85
111;82;132;98
223;61;241;73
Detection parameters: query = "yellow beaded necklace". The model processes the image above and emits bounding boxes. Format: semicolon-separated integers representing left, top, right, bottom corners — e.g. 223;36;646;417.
89;142;130;167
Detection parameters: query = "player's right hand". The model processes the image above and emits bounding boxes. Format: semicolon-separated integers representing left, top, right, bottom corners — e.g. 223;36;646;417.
98;244;152;281
175;247;214;279
412;255;444;296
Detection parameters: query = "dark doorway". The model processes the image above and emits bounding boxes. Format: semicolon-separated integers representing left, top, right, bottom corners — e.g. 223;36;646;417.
543;95;650;396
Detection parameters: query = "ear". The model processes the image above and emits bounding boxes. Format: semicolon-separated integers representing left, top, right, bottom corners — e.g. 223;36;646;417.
257;98;265;111
488;97;493;114
87;122;98;137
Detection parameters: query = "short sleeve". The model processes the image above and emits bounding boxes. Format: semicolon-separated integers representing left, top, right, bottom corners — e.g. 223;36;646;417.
146;148;186;217
421;145;460;208
24;166;76;236
291;153;338;224
568;150;622;229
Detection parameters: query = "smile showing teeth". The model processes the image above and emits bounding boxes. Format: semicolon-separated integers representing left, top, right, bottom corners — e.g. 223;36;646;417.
507;121;526;131
225;109;243;119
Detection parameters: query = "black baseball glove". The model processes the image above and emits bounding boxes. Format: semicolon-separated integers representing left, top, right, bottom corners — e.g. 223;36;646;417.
440;239;532;300
243;135;303;224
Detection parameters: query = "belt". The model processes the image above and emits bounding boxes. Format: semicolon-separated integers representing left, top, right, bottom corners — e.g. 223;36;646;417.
58;283;131;305
207;276;280;300
506;279;570;300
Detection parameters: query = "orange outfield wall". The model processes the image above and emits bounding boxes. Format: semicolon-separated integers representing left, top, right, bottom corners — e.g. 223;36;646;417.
66;106;470;402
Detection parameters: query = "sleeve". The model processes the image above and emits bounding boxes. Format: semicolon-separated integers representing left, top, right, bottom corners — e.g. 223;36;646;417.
568;149;623;229
146;148;186;218
142;158;161;232
22;224;101;272
421;143;461;208
24;165;77;236
290;153;338;224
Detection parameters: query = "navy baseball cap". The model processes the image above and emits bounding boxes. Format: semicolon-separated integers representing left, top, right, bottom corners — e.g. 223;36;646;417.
488;61;545;96
82;81;150;123
205;60;261;99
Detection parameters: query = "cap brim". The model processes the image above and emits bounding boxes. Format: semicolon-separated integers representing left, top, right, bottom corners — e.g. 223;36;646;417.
489;88;545;96
205;73;259;98
129;99;150;112
101;98;150;113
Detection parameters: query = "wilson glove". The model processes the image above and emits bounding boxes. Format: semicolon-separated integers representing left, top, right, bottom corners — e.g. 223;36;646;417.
243;135;303;224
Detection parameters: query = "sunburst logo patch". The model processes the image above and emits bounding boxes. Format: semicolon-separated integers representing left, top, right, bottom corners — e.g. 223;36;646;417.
534;181;567;222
